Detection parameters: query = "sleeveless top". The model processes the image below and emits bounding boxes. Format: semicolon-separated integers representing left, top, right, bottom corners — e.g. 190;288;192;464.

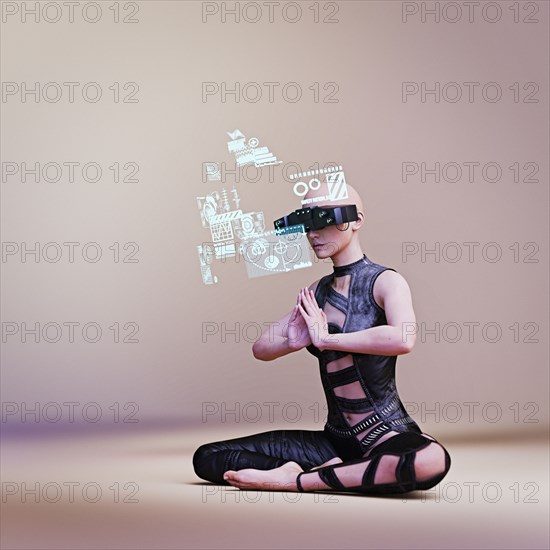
306;254;421;454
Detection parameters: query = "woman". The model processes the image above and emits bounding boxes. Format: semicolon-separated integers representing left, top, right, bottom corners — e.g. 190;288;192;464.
193;182;451;494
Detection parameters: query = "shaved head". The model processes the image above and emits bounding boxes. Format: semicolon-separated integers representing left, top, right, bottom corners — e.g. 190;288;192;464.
303;181;364;220
298;178;366;264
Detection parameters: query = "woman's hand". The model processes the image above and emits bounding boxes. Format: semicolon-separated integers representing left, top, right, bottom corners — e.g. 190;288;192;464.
284;291;313;351
297;287;331;351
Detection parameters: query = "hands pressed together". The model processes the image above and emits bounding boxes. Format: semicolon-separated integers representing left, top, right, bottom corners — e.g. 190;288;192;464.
285;287;332;352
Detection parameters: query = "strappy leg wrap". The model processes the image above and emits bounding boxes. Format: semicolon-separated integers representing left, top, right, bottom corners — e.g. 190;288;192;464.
296;433;451;495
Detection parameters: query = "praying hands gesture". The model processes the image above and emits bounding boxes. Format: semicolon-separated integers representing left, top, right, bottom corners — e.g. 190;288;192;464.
253;285;335;361
288;287;331;352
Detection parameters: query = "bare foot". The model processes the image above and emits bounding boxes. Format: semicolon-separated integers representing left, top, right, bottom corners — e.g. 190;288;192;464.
223;461;304;491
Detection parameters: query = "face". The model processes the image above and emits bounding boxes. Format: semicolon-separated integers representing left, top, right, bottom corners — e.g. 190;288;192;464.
301;182;364;259
306;204;354;259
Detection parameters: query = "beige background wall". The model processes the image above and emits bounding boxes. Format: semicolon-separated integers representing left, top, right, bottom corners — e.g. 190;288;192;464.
2;0;548;438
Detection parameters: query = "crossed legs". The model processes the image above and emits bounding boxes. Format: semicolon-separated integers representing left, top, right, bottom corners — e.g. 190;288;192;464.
193;429;451;495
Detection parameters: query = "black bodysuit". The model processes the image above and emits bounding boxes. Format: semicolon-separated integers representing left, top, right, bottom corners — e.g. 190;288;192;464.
306;254;422;461
193;254;451;494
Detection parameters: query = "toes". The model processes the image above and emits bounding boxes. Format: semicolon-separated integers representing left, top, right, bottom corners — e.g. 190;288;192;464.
224;471;245;487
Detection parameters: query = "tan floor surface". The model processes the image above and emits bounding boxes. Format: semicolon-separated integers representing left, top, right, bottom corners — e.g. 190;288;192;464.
1;425;549;549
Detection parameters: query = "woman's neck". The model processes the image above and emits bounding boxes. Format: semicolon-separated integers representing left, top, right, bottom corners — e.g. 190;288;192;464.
331;243;365;268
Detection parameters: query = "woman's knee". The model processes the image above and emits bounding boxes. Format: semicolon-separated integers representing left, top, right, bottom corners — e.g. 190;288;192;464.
192;442;218;478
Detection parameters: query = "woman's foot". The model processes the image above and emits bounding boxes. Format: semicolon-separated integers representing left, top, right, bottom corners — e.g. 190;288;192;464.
223;461;304;491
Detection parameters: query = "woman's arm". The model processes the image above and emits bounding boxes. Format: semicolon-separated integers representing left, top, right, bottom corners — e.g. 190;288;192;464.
252;280;320;361
251;308;297;361
300;271;417;356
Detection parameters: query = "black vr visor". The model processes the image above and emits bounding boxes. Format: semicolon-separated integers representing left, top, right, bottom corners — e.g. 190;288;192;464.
274;204;358;233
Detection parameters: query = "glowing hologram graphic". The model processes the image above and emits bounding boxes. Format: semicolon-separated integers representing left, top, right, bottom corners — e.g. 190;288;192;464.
253;146;281;167
274;224;306;236
196;194;219;228
231;187;241;209
211;210;243;224
228;138;247;154
226;129;282;168
196;130;315;284
214;241;236;259
197;244;218;285
288;166;349;206
210;221;234;242
248;238;268;256
233;212;265;239
227;129;245;140
326;170;348;200
264;255;280;269
209;209;243;248
219;187;231;211
197;189;243;269
239;228;312;278
235;149;255;166
197;188;240;228
289;166;342;180
205;162;221;182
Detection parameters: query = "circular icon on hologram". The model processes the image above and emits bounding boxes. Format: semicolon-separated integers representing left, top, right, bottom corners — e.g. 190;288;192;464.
274;240;288;256
241;214;255;236
249;238;268;257
248;137;259;148
274;240;301;264
264;255;280;269
293;178;323;197
286;231;301;241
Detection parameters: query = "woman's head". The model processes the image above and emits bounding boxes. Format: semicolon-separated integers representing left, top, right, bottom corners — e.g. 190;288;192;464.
303;182;365;262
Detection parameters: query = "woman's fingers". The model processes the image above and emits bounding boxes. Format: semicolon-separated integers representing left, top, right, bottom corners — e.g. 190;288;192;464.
299;301;315;319
307;288;320;307
302;287;315;304
301;288;321;313
299;289;314;315
300;294;324;323
288;306;298;323
298;287;325;327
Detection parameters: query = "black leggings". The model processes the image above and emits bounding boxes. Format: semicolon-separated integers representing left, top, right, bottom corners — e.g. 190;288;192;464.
192;427;451;495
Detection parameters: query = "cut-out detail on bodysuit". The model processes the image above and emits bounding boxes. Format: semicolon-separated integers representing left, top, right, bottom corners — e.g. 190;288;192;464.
333;380;367;399
325;355;353;374
323;300;346;332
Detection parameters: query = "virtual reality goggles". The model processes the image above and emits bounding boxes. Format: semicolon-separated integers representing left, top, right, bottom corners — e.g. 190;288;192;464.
274;204;358;233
